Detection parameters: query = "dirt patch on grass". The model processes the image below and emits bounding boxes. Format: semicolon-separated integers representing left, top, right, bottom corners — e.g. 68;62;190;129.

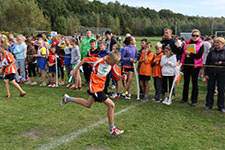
21;130;42;139
86;146;110;150
214;124;225;129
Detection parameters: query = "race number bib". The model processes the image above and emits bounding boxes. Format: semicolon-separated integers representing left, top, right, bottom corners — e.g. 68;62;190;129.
97;64;111;77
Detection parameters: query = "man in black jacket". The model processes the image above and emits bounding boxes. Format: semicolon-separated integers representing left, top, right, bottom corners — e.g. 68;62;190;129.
161;28;182;61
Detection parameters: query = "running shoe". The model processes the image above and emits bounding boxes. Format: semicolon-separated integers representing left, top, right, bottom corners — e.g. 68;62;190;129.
20;92;26;97
5;94;11;99
60;94;70;107
109;127;124;136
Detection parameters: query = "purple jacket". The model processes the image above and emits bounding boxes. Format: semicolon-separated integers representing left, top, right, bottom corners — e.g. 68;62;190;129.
121;45;137;66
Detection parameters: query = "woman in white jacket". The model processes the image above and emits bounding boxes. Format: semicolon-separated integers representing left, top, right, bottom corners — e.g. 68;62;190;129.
160;45;177;104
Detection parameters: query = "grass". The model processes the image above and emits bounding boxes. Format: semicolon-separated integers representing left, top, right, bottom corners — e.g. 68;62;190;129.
0;37;225;150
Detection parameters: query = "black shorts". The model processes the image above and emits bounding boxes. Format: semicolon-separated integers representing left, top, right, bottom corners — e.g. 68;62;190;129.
87;90;108;102
4;73;16;81
123;67;134;73
49;65;56;73
139;75;150;81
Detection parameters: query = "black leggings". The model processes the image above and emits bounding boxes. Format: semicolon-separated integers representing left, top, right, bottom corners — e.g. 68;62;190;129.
162;76;173;93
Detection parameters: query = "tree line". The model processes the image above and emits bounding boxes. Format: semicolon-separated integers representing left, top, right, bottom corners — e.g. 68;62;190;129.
0;0;225;36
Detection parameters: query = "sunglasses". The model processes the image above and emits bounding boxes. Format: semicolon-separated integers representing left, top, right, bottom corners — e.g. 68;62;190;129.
192;34;199;38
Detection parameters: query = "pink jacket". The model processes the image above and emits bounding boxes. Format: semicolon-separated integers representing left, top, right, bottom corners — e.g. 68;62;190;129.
181;38;204;68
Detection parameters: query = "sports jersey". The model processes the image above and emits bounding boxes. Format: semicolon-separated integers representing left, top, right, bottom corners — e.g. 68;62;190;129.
83;57;121;93
0;50;17;75
48;53;58;64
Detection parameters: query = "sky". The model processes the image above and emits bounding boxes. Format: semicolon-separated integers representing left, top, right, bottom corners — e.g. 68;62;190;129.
93;0;225;17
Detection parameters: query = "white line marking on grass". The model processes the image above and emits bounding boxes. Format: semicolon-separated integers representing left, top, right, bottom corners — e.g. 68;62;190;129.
37;105;137;150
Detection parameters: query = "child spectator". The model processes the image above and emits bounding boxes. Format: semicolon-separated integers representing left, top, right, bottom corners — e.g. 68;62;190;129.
25;40;37;85
138;42;154;101
85;39;99;86
13;34;27;83
160;45;177;105
121;36;137;100
48;46;58;87
63;38;72;87
98;41;108;58
35;40;48;86
111;44;122;99
8;39;16;55
0;44;26;98
70;38;82;90
151;42;163;102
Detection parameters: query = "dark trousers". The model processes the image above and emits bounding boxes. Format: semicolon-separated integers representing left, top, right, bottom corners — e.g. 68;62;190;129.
182;67;201;103
83;63;91;83
162;76;173;93
28;63;37;77
206;72;225;109
154;77;162;100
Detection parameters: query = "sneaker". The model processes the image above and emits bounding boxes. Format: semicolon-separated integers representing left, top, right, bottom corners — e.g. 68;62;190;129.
40;82;47;87
111;93;120;99
162;97;168;104
59;80;64;85
120;93;126;99
52;84;56;87
31;82;38;85
151;98;160;103
48;83;52;87
141;95;148;101
125;95;131;100
20;91;26;97
109;127;124;136
5;94;11;99
165;98;172;105
24;81;31;85
60;94;70;107
19;81;24;84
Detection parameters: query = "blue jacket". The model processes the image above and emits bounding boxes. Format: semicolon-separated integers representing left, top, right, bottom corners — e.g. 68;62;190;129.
98;49;108;58
121;45;137;66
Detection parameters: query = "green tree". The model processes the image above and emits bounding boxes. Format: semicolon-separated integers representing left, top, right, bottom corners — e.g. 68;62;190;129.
67;15;81;35
0;0;50;34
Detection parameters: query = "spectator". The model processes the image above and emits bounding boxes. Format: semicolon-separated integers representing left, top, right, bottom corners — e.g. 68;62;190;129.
205;37;225;113
180;29;204;107
13;34;27;83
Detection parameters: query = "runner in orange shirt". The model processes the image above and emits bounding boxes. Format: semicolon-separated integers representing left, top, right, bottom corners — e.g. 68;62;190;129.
0;44;26;99
60;50;127;136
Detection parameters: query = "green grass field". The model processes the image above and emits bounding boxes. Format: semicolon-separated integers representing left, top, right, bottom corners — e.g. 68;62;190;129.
0;37;225;150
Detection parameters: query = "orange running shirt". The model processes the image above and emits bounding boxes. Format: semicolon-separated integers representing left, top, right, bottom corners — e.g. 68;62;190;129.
84;57;121;93
0;50;17;75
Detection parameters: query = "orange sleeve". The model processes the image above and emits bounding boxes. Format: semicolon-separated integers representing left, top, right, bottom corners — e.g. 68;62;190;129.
139;51;145;61
83;57;100;67
152;53;162;63
8;52;15;64
145;53;154;64
112;64;121;78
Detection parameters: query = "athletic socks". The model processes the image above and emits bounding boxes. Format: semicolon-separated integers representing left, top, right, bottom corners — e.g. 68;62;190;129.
110;124;115;132
66;97;73;102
